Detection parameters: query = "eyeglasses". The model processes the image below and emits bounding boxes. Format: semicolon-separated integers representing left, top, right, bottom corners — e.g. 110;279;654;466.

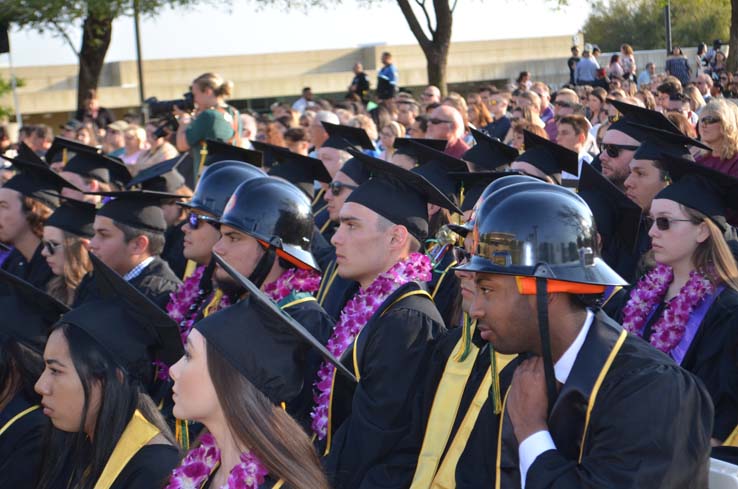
428;118;452;125
329;181;358;195
646;216;695;231
700;116;721;125
554;100;574;108
601;143;639;158
43;240;62;255
187;212;220;230
422;92;435;98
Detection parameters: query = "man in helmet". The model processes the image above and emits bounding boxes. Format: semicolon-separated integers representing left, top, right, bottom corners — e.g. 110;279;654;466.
460;182;713;488
212;176;334;429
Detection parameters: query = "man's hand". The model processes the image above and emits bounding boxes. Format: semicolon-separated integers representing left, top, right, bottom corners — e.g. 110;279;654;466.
507;357;550;443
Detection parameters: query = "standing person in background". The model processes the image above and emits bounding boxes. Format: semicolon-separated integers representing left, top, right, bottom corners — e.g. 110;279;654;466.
575;47;599;85
567;45;580;85
638;62;656;89
377;52;399;101
74;89;115;132
349;63;371;104
621;43;637;80
292;87;314;114
133;121;179;173
666;47;692;86
608;54;624;79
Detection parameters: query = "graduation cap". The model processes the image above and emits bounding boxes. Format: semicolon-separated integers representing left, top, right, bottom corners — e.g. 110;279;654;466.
204;253;355;405
338;157;371;185
514;130;579;183
16;142;47;167
205;139;263;168
393;138;448;163
631;123;711;161
126;154;186;193
45;137;100;166
448;171;522;213
251;140;290;168
655;154;738;231
321;122;375;151
0;156;83;209
345;148;462;242
578;163;642;251
63;151;132;187
462;128;519;171
0;267;69;351
91;190;185;233
45;198;97;238
405;140;468;201
58;253;184;371
267;151;332;199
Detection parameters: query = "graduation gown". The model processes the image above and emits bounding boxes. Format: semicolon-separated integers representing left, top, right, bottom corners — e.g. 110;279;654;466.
128;256;182;310
108;444;179;489
312;224;335;272
0;395;45;489
323;281;446;489
427;250;462;328
496;311;713;489
316;258;360;322
161;221;187;279
0;244;53;291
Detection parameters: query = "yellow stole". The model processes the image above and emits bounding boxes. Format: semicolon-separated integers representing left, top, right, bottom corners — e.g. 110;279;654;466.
93;410;161;489
0;405;40;437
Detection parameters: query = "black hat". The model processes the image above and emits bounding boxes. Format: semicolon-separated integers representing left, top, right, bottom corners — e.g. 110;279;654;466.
0;156;82;209
345;148;462;242
92;190;184;233
45;198;97;238
463;128;519;171
577;163;642;251
16;142;48;167
267;151;332;199
0;268;69;351
321;122;375;151
393;138;448;164
448;171;522;213
45;137;100;166
126;155;186;193
338;157;371;185
205;139;263;168
59;254;184;371
514;130;579;182
64;151;132;187
608;99;681;135
199;253;354;403
655;154;738;231
631;123;710;161
405;140;468;201
179;161;266;217
250;140;290;168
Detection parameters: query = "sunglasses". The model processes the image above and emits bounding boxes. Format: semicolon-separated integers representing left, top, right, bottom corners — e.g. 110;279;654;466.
428;118;452;125
421;92;435;97
329;181;358;195
645;216;694;231
700;116;721;125
187;212;220;230
554;100;574;108
601;143;639;158
43;240;62;255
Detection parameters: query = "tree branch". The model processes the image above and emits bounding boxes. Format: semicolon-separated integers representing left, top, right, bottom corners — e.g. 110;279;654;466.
414;0;436;37
450;0;458;13
396;0;431;47
50;19;80;58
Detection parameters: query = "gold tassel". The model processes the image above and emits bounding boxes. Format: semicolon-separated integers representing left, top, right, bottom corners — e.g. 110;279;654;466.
489;346;502;415
62;148;68;167
459;182;466;210
175;419;190;449
183;260;198;280
197;141;208;181
455;313;473;362
203;289;224;317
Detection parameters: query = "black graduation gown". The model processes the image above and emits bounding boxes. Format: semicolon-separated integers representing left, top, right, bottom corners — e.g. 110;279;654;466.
427;250;462;328
0;244;53;291
323;282;446;489
496;312;713;489
312;224;335;272
128;256;182;310
281;297;335;431
161;221;187;279
316;258;360;322
0;395;45;489
108;444;180;489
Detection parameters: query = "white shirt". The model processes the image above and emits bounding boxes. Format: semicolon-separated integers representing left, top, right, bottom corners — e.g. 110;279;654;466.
518;309;595;488
122;256;155;282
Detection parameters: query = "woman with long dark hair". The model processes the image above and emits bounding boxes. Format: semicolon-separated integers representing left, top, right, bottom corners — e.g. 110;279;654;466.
167;259;332;489
33;257;183;489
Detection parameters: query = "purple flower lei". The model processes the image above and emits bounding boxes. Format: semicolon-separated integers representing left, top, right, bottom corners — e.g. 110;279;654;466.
165;433;269;489
622;263;715;353
309;252;432;440
263;267;322;303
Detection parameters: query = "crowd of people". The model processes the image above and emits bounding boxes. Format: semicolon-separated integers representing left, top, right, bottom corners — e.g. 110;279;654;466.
0;40;737;489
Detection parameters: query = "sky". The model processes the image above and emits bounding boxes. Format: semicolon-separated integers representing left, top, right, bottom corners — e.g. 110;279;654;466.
6;0;592;67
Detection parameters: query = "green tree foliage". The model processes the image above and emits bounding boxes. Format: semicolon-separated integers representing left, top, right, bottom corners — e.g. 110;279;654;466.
0;76;23;120
582;0;730;52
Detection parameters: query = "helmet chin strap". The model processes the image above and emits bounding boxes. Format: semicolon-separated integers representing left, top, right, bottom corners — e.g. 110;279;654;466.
536;277;559;417
248;247;276;289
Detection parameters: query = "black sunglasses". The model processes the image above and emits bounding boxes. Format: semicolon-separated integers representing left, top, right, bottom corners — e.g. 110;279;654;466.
554;100;574;108
42;240;62;255
329;181;358;195
428;118;452;125
187;212;220;230
645;216;694;231
601;143;639;158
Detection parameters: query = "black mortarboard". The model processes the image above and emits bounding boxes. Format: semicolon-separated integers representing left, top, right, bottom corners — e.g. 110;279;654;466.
45;137;100;166
463;128;519;171
515;130;579;182
202;253;354;404
126;155;186;193
393;138;448;163
0;268;69;351
58;254;183;371
608;99;682;134
0;156;82;209
338;157;371;185
406;140;468;201
631;123;710;161
64;151;132;187
45;198;97;238
16;142;47;167
448;171;521;213
322;122;375;151
578;163;642;251
655;154;738;231
267;151;332;199
345;148;462;241
250;140;289;168
91;190;184;233
205;139;263;167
